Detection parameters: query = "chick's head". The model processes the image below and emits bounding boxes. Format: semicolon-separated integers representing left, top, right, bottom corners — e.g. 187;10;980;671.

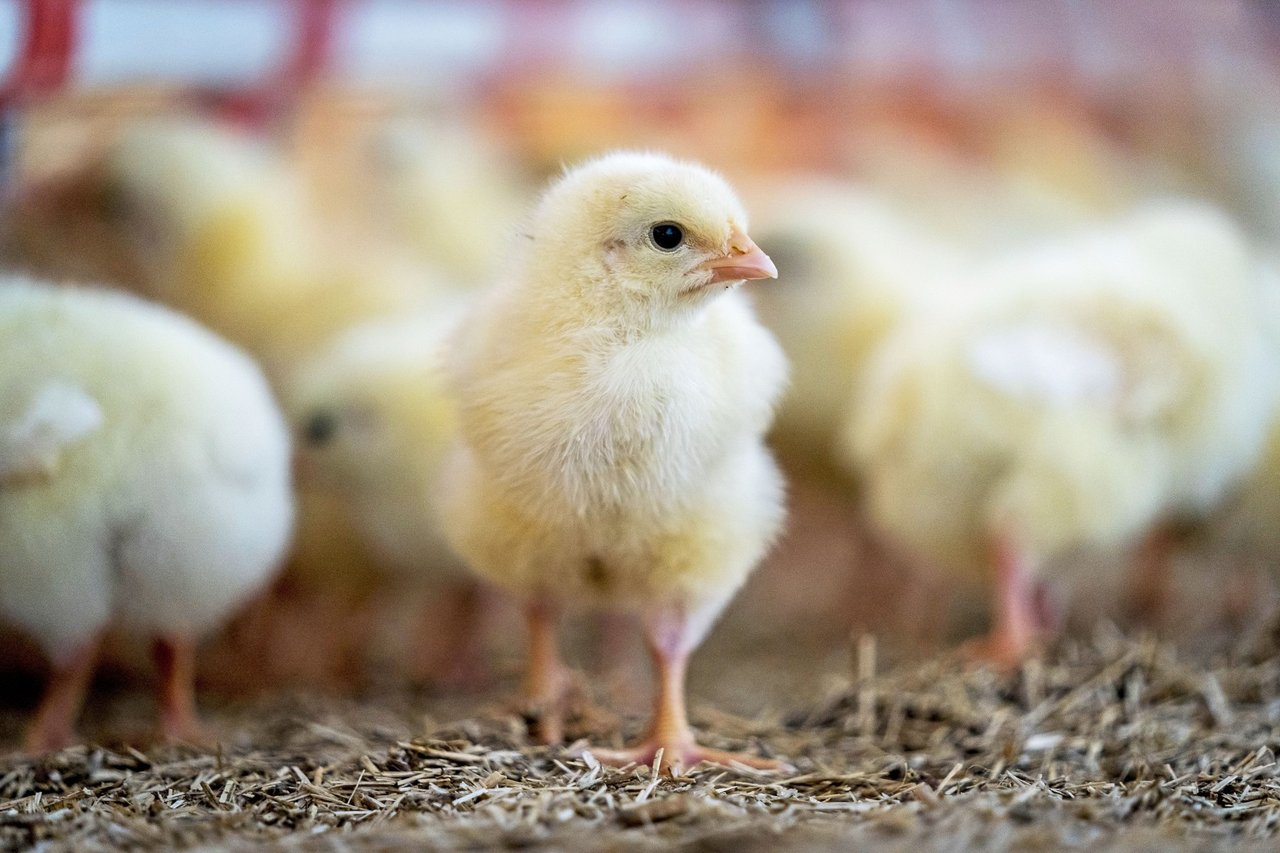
526;152;776;320
288;315;458;498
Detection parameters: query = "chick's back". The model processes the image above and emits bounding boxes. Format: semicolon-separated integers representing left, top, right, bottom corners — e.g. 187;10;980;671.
0;280;293;662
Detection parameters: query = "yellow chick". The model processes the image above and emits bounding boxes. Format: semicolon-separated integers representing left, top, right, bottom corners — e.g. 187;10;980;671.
0;278;293;751
842;201;1273;667
5;118;435;381
367;118;533;287
440;152;788;774
4;118;446;692
285;299;488;684
1201;258;1280;583
749;179;966;463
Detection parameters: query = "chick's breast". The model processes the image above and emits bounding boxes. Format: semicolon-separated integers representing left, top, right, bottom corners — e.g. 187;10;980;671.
443;292;787;607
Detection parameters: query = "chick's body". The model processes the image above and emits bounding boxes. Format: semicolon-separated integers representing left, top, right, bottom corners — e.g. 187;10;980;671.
0;279;293;749
845;202;1270;662
749;180;966;462
441;152;787;772
446;290;784;606
287;305;495;684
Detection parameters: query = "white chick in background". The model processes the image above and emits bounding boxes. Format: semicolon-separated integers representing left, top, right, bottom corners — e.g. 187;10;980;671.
1200;258;1280;600
4;118;453;691
0;278;293;751
286;299;489;685
367;118;532;287
440;152;788;774
842;201;1273;667
749;180;966;462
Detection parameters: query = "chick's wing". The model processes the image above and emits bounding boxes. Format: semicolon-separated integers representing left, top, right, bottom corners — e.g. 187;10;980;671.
0;381;103;485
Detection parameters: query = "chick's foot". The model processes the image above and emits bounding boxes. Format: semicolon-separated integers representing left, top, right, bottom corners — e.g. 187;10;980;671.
959;631;1040;672
584;734;791;776
24;634;102;754
962;529;1044;671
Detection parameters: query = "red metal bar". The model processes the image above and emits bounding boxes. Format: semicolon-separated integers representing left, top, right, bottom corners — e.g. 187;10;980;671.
277;0;336;91
208;0;336;129
0;0;79;107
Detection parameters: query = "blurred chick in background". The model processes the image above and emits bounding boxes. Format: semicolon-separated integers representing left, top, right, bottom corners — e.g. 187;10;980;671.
748;113;1161;470
0;278;293;751
286;298;493;687
842;201;1275;667
441;152;788;774
1197;258;1280;611
366;118;534;288
4;118;438;380
2;116;459;692
750;180;966;466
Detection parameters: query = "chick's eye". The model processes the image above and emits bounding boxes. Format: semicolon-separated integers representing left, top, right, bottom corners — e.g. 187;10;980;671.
650;223;684;251
304;411;338;446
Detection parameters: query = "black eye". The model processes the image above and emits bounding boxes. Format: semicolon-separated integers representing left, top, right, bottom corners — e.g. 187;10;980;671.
650;222;684;251
304;411;338;446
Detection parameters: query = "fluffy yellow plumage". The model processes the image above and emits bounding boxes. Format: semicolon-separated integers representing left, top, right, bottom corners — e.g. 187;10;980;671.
5;118;440;380
842;201;1274;665
440;151;788;773
0;277;293;750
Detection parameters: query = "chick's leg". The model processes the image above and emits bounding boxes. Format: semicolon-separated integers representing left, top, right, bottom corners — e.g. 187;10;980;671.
523;599;569;744
1127;524;1173;624
962;531;1042;670
24;634;103;753
410;581;492;689
152;635;207;743
586;604;790;776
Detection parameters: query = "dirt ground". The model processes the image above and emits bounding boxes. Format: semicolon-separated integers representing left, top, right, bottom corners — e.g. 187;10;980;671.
2;475;1280;851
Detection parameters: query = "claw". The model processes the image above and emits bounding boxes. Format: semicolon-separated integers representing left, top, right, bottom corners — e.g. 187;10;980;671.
580;737;791;776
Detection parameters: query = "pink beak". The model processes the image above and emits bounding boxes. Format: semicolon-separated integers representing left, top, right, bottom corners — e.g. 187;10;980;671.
699;226;778;284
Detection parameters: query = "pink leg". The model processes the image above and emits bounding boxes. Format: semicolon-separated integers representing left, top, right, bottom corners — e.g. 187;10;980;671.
962;531;1042;669
1127;524;1173;623
409;581;491;689
583;605;792;776
153;636;208;743
24;635;103;753
523;599;569;744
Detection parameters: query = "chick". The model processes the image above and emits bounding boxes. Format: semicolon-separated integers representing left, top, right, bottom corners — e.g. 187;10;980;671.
749;180;965;463
366;118;532;287
286;300;489;684
440;152;788;774
1198;258;1280;606
5;118;435;381
842;201;1272;666
5;118;446;691
0;278;293;751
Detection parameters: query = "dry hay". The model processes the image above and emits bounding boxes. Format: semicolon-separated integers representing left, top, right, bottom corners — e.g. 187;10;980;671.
3;625;1280;851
